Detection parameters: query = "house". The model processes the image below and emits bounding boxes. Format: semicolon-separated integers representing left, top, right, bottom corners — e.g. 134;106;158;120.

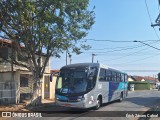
0;38;54;105
128;75;157;89
50;70;59;100
128;75;145;82
143;76;157;89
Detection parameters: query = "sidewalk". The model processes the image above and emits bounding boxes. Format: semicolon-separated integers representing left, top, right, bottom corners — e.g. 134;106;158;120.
0;99;55;112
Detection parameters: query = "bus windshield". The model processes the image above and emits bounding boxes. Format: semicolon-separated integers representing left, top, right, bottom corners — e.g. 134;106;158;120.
56;67;97;94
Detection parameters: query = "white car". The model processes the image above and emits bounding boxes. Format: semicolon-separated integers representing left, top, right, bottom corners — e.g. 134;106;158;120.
158;85;160;91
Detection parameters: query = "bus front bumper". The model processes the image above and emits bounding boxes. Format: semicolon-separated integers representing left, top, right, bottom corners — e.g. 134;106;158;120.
55;99;96;109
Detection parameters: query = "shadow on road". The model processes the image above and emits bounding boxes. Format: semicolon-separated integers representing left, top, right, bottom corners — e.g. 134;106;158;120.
24;90;160;117
125;97;160;108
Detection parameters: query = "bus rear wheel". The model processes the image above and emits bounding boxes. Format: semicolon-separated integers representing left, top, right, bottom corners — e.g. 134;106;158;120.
119;93;123;102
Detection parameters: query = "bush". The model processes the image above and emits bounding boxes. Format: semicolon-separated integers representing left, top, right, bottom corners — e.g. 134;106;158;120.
128;81;150;90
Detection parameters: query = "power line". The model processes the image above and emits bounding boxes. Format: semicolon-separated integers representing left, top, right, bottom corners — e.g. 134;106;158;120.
145;0;160;40
109;52;160;66
96;0;160;64
99;41;160;62
84;38;160;42
90;44;144;50
85;40;160;54
153;27;160;40
145;0;153;24
134;40;160;50
86;44;149;53
90;44;146;51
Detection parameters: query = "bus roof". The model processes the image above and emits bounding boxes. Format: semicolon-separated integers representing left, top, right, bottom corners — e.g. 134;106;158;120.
61;63;100;69
60;63;127;75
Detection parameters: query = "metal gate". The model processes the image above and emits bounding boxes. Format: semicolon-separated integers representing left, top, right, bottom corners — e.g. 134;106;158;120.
0;81;19;105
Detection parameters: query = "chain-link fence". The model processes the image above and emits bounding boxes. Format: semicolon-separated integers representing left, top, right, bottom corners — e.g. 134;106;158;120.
0;81;19;105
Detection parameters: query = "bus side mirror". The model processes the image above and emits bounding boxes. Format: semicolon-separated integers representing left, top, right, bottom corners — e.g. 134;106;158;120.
50;75;53;82
50;72;59;82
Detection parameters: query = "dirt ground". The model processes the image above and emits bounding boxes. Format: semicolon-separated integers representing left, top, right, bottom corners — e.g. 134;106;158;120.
0;104;27;112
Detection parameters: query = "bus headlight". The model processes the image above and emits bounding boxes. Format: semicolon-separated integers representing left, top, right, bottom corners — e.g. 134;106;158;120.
56;97;59;100
88;96;94;104
77;96;85;101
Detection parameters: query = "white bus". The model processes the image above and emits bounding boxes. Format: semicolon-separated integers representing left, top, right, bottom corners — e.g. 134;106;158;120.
54;63;128;109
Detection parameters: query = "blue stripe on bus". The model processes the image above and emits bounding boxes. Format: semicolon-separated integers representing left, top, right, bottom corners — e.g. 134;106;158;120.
56;94;68;101
118;82;128;90
108;82;128;101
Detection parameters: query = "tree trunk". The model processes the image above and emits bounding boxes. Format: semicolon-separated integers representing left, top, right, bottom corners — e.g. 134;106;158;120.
28;77;42;106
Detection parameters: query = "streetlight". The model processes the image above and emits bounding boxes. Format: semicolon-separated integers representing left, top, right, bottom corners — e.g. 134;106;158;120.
133;40;160;51
92;53;96;63
68;54;72;64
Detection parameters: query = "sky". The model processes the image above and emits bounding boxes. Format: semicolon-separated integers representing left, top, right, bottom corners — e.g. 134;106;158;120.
51;0;160;77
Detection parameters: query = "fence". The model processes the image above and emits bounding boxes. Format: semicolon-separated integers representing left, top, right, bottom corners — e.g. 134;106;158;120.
0;81;19;105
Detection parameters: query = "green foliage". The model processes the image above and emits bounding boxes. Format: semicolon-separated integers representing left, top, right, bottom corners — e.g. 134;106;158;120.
128;81;150;90
0;0;95;77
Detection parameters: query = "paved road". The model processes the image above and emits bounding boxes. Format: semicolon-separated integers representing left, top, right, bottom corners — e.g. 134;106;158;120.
2;90;160;120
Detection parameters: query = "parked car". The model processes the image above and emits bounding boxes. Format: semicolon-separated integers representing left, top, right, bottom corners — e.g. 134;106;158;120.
158;85;160;91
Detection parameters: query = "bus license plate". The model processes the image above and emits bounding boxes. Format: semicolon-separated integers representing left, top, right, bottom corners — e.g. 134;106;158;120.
63;104;71;106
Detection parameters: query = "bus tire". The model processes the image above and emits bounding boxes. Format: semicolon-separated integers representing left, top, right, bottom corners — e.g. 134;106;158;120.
94;96;102;110
119;92;123;102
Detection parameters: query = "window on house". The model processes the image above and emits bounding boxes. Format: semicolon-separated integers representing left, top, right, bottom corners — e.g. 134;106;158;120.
4;82;10;89
0;48;8;60
17;54;28;62
20;76;28;87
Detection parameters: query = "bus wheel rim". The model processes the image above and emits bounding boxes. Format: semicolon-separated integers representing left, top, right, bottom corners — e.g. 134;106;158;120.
96;99;100;108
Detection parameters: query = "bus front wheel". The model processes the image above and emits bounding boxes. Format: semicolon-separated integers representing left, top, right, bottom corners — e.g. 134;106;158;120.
94;96;102;110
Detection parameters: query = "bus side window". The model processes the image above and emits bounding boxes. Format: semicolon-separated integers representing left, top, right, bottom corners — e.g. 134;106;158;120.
124;74;128;82
117;73;121;82
106;70;111;81
112;72;117;82
121;73;125;82
99;68;106;81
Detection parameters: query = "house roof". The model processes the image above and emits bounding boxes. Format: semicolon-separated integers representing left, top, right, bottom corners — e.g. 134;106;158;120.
0;38;47;56
0;38;12;47
128;75;157;83
131;76;144;81
50;70;60;73
0;38;24;48
50;70;59;76
143;76;156;81
143;76;157;84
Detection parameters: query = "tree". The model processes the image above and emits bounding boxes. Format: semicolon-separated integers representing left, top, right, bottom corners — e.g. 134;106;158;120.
0;0;95;105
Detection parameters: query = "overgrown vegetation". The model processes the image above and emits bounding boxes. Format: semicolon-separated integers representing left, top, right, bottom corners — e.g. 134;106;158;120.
128;81;150;90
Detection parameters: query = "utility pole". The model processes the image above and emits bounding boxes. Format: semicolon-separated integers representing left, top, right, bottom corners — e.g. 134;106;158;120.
151;1;160;27
66;50;72;65
68;54;72;64
66;50;68;65
92;53;96;63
